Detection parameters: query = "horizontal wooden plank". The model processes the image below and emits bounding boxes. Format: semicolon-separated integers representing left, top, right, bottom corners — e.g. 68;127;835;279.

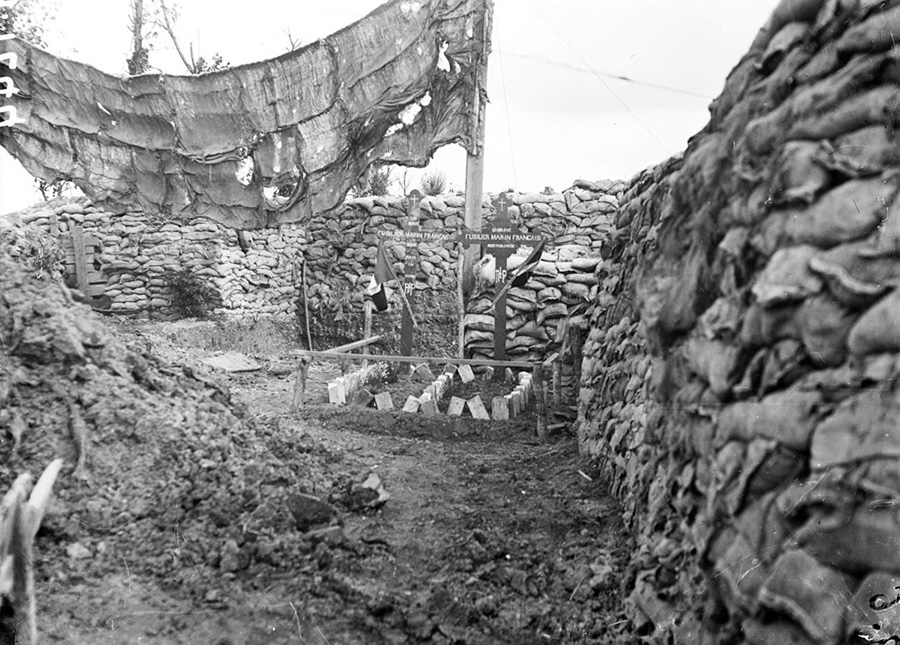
327;336;383;353
87;285;106;296
293;350;535;369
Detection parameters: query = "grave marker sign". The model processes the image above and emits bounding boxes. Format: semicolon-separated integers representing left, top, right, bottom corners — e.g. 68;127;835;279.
374;191;453;356
401;190;421;355
458;192;544;361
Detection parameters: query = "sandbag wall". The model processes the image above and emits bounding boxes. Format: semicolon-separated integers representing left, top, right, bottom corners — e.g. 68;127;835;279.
303;182;621;355
579;2;900;643
13;198;304;318
576;157;679;528
463;183;621;368
11;184;618;363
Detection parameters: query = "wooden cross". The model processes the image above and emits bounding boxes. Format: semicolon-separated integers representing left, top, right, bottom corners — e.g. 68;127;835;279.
400;190;422;356
458;192;543;362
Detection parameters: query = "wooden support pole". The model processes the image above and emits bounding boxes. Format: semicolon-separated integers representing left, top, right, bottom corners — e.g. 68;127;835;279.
401;191;422;356
533;363;547;441
290;358;309;412
71;226;89;293
459;3;491;358
301;258;313;351
362;300;373;368
459;154;484;358
461;141;486;303
553;361;562;406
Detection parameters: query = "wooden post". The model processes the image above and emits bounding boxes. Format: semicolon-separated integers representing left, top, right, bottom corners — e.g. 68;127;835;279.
458;192;542;370
362;300;373;368
459;2;492;357
461;140;486;301
401;190;422;356
553;360;562;406
71;225;89;293
533;363;547;441
290;358;309;412
491;194;512;364
300;258;313;350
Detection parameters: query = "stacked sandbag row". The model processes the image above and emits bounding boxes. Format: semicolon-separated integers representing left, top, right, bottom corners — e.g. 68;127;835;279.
212;227;306;317
300;194;467;325
10;183;616;368
461;180;622;369
580;2;900;642
463;245;605;364
14;197;305;319
576;156;680;527
508;179;621;250
302;182;620;328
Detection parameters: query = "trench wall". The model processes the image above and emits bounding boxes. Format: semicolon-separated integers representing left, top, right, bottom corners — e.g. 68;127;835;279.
578;1;900;642
11;180;621;363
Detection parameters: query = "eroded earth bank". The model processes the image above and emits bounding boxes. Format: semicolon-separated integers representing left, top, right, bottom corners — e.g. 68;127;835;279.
0;233;633;644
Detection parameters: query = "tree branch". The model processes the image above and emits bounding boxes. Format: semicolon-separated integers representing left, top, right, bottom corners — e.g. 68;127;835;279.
156;0;197;74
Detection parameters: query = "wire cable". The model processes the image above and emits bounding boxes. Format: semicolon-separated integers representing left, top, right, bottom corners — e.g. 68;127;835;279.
523;0;673;156
499;50;714;100
496;19;519;189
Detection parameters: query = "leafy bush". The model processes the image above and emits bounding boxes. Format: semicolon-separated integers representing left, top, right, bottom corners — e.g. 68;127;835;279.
0;224;63;281
419;170;446;196
162;268;220;319
368;167;394;196
349;166;395;197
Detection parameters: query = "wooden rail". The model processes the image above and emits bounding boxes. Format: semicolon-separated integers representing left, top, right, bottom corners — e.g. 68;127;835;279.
302;335;384;354
293;350;536;369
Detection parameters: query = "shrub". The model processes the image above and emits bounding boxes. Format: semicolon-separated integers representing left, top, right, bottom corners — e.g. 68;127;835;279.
352;166;394;197
367;166;394;196
162;268;220;319
419;170;446;196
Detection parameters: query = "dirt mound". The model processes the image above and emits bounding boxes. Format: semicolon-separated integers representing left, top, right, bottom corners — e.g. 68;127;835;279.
1;223;633;644
0;244;338;598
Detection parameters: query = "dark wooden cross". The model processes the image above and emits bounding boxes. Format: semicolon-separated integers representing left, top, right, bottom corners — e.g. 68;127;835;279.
400;190;422;356
459;192;544;361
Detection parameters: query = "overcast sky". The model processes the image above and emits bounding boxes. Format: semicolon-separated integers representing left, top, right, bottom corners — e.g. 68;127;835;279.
0;0;781;213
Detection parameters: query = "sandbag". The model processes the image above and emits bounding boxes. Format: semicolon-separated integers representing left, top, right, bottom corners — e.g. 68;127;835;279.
751;244;822;306
847;289;900;355
715;389;822;450
797;295;856;366
757;550;849;643
759;175;899;252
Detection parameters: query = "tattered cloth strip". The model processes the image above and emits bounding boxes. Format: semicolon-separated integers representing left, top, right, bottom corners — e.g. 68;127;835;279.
0;0;492;229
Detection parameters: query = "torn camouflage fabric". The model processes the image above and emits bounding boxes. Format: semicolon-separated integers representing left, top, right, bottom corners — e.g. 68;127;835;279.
0;0;492;229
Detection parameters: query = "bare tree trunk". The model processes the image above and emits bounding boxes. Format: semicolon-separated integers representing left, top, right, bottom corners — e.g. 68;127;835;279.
127;0;148;75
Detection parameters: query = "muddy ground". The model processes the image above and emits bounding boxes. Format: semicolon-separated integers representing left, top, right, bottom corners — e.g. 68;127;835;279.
17;316;635;645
